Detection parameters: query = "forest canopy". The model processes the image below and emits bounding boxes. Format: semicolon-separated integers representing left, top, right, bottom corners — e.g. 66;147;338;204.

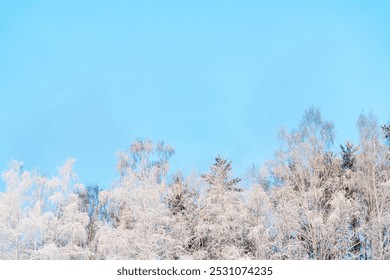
1;107;390;260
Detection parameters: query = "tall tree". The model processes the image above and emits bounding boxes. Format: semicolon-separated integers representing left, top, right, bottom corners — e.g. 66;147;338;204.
270;107;353;259
354;113;390;259
193;155;250;259
0;159;89;260
95;139;175;259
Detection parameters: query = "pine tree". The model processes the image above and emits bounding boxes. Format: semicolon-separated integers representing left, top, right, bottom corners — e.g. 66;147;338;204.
201;155;242;192
382;124;390;146
194;155;249;259
340;142;357;171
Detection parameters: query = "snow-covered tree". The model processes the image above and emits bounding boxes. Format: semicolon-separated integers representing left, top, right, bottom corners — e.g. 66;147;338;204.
164;172;199;259
94;139;176;259
0;159;89;260
0;160;35;259
193;155;250;259
245;165;274;259
353;113;390;259
341;142;358;171
270;107;354;259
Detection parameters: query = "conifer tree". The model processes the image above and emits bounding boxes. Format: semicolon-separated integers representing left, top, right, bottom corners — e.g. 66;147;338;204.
382;124;390;146
341;142;358;171
194;155;249;259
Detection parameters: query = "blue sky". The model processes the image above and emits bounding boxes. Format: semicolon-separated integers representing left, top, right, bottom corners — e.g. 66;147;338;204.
1;0;389;190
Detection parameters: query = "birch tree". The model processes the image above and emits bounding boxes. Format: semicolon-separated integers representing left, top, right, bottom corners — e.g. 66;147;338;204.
270;107;354;259
354;113;390;259
0;159;89;259
245;165;274;259
95;139;176;259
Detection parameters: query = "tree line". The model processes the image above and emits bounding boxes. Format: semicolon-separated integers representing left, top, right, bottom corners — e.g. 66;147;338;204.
1;107;390;260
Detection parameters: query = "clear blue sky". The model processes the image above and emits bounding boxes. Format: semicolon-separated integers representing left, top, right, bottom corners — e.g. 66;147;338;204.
1;0;389;190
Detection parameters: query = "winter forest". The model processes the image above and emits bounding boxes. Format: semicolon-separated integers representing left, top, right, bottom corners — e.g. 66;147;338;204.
1;107;390;260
